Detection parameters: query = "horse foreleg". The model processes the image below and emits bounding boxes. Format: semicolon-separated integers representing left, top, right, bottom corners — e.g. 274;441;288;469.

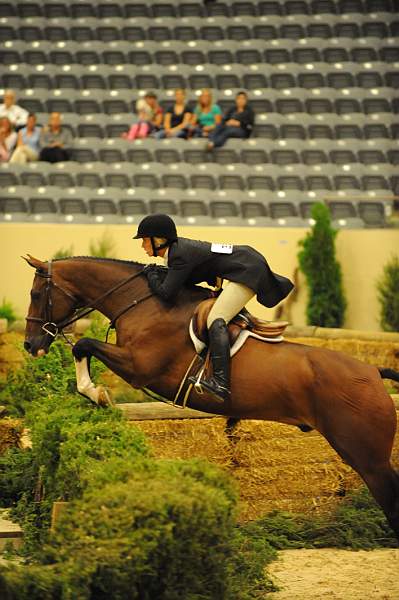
73;353;113;407
72;337;134;407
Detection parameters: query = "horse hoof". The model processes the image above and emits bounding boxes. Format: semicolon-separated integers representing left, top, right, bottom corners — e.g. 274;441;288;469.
97;386;114;408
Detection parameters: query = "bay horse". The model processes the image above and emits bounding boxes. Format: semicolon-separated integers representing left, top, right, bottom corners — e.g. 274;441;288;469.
23;255;399;540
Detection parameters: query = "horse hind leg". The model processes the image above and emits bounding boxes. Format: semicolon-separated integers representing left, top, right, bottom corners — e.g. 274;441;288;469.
360;466;399;541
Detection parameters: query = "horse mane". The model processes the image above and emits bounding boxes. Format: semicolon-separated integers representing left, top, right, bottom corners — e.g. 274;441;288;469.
54;256;210;302
53;256;145;268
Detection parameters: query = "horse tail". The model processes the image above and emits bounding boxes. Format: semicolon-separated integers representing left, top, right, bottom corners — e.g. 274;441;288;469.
378;367;399;383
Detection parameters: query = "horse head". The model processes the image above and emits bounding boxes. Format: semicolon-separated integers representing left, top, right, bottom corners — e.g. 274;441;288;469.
23;255;80;357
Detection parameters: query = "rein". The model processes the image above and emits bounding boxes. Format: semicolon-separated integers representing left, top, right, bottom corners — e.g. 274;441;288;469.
26;260;153;342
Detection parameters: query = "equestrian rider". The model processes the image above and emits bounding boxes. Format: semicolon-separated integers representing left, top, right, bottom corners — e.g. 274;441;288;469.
134;214;294;403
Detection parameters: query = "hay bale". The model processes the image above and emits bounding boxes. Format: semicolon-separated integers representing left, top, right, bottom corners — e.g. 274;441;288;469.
0;419;23;454
131;414;399;522
286;337;399;372
130;418;233;467
0;332;24;378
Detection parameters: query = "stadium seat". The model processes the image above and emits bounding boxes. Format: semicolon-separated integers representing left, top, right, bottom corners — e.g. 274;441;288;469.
358;201;387;227
59;197;88;215
149;199;179;215
48;172;75;188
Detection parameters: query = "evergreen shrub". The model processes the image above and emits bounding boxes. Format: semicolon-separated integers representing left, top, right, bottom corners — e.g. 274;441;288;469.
0;341;275;598
298;203;346;327
377;255;399;332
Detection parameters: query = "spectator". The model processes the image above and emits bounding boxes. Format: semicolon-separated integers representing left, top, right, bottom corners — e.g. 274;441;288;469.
10;113;41;164
206;91;254;150
188;89;222;138
0;89;28;129
156;89;192;139
121;92;163;141
39;112;73;163
0;117;17;162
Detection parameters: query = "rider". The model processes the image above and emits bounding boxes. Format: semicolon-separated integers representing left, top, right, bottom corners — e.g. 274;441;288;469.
134;214;294;403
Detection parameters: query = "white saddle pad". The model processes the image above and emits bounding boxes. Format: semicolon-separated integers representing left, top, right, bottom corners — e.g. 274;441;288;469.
189;318;284;358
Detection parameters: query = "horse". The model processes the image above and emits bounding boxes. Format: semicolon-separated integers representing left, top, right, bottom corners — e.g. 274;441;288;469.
23;255;399;540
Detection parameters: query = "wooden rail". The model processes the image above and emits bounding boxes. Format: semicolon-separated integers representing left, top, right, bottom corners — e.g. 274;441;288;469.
117;396;399;421
117;402;218;420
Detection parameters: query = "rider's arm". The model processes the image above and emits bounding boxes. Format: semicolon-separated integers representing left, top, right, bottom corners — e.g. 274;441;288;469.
145;257;193;302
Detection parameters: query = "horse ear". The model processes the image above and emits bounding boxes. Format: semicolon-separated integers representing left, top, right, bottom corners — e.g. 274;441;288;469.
22;255;47;272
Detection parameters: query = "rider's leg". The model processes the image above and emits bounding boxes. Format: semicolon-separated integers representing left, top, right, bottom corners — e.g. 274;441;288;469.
200;282;255;402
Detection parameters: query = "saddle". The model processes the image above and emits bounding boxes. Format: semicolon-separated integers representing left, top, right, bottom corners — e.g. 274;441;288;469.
191;298;288;354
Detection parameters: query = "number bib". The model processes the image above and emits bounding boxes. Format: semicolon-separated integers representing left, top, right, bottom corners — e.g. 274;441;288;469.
211;243;233;254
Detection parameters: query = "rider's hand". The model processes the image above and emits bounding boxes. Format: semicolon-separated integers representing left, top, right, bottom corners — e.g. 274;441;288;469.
143;264;157;275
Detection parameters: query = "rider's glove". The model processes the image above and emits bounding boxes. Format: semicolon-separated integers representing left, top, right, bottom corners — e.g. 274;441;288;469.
143;264;158;275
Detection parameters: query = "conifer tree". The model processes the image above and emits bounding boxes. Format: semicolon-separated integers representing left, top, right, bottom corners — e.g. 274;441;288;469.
377;255;399;332
298;203;346;327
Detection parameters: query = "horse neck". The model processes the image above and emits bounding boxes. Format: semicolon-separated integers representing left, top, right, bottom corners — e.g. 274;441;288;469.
55;258;146;320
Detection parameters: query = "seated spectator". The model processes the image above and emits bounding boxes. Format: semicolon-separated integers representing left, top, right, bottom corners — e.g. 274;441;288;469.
10;113;41;164
0;117;17;162
39;112;73;163
188;89;222;138
156;89;192;139
121;91;163;141
206;91;254;150
0;89;28;129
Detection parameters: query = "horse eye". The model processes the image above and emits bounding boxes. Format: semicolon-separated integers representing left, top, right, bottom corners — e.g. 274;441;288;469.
30;291;40;300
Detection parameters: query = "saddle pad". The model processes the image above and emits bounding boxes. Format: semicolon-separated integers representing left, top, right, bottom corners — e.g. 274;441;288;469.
189;318;283;358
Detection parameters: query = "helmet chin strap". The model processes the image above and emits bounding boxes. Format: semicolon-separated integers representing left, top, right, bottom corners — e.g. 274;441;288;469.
151;237;170;257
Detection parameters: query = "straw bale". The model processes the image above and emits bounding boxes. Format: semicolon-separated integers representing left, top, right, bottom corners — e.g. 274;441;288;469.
0;332;24;378
130;418;233;467
0;419;22;455
130;413;399;521
286;337;399;371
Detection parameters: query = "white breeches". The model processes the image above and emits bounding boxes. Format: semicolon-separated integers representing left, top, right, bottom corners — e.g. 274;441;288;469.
207;281;255;329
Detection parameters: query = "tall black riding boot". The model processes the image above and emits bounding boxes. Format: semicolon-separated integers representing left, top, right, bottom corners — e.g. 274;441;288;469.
197;318;231;403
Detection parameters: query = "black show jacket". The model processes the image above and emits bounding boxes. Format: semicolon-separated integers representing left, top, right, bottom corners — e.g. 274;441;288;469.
145;237;294;307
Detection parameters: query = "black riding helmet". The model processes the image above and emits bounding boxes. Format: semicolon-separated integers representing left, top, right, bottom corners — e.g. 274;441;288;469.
133;214;178;256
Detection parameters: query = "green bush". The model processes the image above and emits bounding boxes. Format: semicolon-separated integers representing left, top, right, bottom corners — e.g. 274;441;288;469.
377;254;399;332
243;487;397;551
52;246;74;260
0;298;18;323
0;341;275;598
88;231;116;258
298;203;347;327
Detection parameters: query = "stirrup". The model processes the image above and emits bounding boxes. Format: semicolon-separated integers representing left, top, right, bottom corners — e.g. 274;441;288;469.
188;376;230;403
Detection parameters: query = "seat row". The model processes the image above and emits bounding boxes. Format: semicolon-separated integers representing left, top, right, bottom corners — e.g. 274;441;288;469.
13;95;397;118
0;191;389;229
7;142;399;167
27;119;399;143
1;0;395;19
2;41;399;66
4;63;398;92
1;19;397;43
1;164;396;195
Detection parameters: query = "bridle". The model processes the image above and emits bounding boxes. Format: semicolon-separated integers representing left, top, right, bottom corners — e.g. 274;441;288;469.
26;260;153;343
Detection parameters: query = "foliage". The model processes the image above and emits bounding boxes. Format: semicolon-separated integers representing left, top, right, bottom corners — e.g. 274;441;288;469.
377;254;399;332
298;203;347;327
52;246;74;260
0;345;274;598
0;298;18;324
0;339;104;418
242;487;397;551
88;231;116;258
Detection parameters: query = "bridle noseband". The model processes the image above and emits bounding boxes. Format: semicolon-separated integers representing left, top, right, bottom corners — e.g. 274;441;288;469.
26;260;152;342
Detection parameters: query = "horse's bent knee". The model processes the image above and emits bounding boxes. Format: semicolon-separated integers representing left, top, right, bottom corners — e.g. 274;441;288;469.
72;338;93;361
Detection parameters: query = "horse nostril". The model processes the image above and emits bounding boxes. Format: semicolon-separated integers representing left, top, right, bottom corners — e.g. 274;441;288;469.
24;341;31;352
